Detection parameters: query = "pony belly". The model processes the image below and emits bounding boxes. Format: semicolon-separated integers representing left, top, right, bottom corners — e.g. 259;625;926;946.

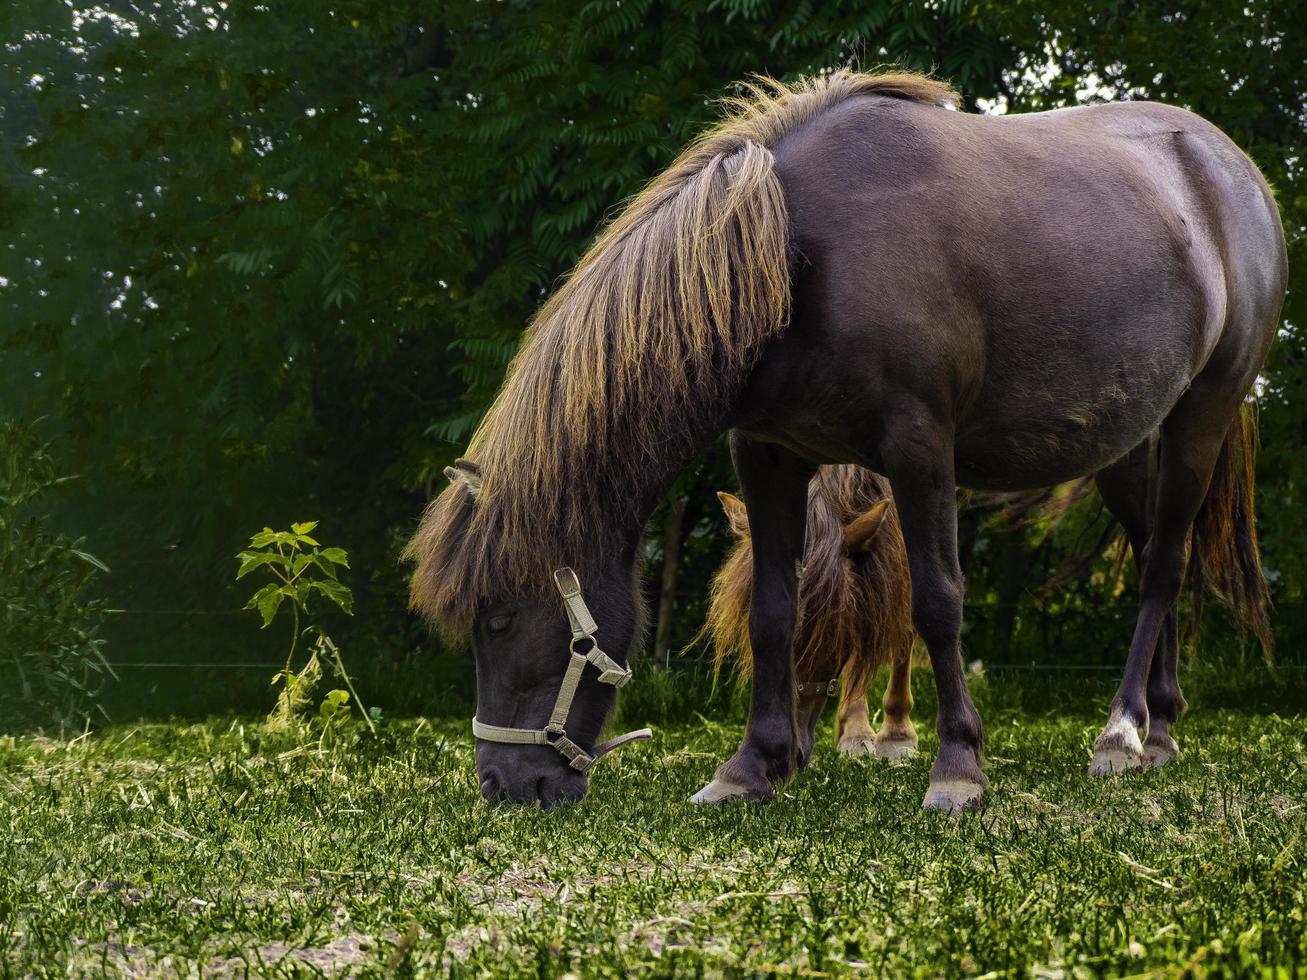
955;438;1127;492
954;391;1176;491
952;322;1199;492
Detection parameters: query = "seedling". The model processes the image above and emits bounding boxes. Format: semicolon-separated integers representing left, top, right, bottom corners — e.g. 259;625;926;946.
236;521;374;733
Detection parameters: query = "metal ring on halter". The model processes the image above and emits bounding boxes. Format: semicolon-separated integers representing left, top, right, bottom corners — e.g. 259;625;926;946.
470;567;652;771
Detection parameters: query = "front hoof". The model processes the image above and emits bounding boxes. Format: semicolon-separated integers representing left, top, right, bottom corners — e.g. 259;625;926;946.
1089;748;1143;775
873;733;918;760
1090;712;1146;776
837;733;877;758
1143;732;1179;768
923;779;984;814
1089;739;1144;775
691;776;773;804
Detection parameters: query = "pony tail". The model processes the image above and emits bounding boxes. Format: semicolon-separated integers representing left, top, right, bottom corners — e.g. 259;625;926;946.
1189;400;1273;654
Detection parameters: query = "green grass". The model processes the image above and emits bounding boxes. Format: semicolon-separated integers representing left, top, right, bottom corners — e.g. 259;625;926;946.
3;670;1306;976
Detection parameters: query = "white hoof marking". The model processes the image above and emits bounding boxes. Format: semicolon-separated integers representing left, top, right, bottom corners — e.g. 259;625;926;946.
872;736;918;760
1090;711;1145;776
690;777;755;804
923;779;984;814
1089;747;1144;775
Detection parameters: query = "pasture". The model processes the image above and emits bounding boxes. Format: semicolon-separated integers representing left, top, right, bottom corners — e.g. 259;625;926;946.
6;668;1305;976
6;3;1306;977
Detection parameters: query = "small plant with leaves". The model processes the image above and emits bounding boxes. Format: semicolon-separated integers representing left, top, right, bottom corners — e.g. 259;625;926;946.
236;522;374;734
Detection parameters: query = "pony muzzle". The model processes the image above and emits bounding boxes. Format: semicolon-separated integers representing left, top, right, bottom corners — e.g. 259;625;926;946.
470;567;652;779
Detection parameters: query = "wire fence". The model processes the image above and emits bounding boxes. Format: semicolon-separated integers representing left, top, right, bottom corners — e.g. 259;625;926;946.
101;605;1307;670
85;597;1307;726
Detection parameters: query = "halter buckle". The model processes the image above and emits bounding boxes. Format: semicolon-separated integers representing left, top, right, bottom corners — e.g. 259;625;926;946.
545;729;595;771
553;567;582;598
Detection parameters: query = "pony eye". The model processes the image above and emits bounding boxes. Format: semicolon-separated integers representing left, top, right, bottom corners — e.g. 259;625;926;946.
485;613;514;637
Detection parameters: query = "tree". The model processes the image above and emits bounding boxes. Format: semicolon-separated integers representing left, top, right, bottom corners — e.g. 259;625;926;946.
2;1;1015;664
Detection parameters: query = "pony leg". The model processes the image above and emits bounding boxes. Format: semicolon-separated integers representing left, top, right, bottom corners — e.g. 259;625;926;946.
1091;379;1246;775
835;687;877;757
692;435;815;804
795;693;827;770
1143;613;1183;767
873;648;917;759
882;424;987;812
1094;446;1184;769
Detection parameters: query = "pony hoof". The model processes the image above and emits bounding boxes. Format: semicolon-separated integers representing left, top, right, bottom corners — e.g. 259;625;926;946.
690;777;771;804
1088;746;1144;775
873;735;917;760
923;779;984;814
1143;734;1179;768
837;734;877;758
1090;715;1145;776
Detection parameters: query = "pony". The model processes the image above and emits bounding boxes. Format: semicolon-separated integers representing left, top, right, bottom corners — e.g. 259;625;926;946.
406;69;1284;811
703;465;916;781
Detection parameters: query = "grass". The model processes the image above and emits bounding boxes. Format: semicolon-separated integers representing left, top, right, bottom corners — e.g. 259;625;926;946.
3;667;1306;977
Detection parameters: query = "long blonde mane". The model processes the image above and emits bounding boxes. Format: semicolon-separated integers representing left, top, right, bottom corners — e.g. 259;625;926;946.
406;70;956;639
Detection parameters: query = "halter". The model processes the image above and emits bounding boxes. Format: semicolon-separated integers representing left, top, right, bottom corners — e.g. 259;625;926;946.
470;567;653;772
795;678;839;697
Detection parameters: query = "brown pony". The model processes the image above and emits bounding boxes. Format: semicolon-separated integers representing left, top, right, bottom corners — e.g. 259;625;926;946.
407;69;1284;812
703;466;916;778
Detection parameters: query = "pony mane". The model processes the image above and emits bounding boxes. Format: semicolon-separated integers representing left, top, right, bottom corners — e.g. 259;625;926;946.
704;465;914;695
406;70;955;639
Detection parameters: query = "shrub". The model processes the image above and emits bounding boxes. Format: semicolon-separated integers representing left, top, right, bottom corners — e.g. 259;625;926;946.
0;419;114;731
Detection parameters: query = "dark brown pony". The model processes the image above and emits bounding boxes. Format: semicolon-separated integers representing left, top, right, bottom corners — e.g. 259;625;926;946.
702;466;916;788
407;69;1285;811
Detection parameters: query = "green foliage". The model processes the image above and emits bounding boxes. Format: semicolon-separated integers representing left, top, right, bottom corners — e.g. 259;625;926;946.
0;420;114;732
237;521;352;629
1;0;1012;671
236;521;373;732
2;0;1303;686
318;687;351;723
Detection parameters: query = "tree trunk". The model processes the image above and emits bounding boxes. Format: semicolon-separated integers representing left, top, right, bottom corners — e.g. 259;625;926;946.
652;496;686;670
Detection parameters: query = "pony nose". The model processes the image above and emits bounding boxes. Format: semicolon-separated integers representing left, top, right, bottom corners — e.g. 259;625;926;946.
480;766;507;802
478;763;588;807
538;771;588;809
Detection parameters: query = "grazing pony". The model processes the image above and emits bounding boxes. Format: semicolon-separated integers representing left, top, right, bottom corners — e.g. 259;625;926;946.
406;69;1284;811
702;466;916;785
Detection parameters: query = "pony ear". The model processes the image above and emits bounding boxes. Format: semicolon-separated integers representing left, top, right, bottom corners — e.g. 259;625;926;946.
444;459;483;498
716;492;750;537
843;499;891;553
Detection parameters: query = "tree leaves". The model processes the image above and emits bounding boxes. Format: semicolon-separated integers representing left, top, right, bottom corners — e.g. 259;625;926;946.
10;0;1300;671
312;578;354;616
